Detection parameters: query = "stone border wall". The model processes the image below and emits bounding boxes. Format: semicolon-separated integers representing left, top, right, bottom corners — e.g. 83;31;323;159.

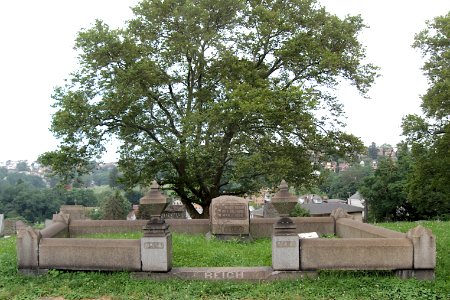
39;238;141;271
300;238;413;270
69;217;334;238
16;213;436;280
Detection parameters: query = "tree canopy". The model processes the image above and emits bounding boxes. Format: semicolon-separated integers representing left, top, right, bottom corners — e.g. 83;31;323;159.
402;11;450;219
39;0;377;218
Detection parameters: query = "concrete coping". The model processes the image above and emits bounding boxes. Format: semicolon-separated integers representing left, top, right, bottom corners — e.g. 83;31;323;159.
131;267;317;281
336;218;405;238
40;222;68;238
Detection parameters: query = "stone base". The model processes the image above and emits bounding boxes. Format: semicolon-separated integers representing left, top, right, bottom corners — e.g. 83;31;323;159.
141;235;172;272
272;235;299;270
395;269;435;280
18;269;49;276
131;267;317;281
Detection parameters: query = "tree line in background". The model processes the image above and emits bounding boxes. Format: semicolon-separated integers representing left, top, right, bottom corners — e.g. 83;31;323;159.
0;165;142;223
325;12;450;222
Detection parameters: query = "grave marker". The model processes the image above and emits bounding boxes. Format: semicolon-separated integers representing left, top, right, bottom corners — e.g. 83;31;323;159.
0;214;4;237
210;196;250;237
162;204;187;219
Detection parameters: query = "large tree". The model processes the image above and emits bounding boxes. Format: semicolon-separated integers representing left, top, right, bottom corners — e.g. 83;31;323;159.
402;12;450;219
39;0;377;218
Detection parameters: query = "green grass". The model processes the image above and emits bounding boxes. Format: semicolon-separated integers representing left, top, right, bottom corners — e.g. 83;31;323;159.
1;221;449;299
79;232;272;267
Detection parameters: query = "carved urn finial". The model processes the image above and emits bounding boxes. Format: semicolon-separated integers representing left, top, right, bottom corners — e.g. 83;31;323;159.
140;180;170;237
139;180;169;218
271;180;297;217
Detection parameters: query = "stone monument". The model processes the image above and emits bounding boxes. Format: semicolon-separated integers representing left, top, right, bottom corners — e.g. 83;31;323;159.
0;214;4;237
162;204;187;219
210;196;250;240
140;181;172;272
271;180;299;270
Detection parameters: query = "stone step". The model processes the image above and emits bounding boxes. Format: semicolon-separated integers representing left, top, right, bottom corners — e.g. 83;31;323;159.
131;267;317;281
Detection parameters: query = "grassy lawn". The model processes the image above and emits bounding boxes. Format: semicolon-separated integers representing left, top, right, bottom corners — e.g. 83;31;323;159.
0;221;449;299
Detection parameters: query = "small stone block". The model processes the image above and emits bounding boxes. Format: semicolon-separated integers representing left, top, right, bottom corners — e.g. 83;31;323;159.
395;269;435;280
141;235;172;272
272;235;299;270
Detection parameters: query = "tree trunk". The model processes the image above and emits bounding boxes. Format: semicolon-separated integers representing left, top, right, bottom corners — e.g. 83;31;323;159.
182;199;211;219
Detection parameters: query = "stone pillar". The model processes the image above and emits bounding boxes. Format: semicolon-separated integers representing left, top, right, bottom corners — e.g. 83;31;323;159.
141;217;172;272
139;180;172;272
396;225;436;280
407;225;436;269
272;217;299;270
16;226;40;270
0;214;4;237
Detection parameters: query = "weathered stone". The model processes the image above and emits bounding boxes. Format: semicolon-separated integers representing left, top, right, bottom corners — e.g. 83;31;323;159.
131;267;317;281
406;225;436;269
141;234;172;272
15;220;26;233
16;226;40;270
330;207;354;220
395;269;435;280
39;238;141;271
0;214;4;237
271;180;297;216
210;196;250;236
59;205;87;220
44;219;53;228
53;212;70;225
272;235;300;270
139;181;169;219
263;201;279;218
336;217;405;238
300;238;413;270
162;204;187;219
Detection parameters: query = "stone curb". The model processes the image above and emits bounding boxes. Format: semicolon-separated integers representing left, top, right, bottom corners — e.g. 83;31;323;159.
131;267;317;281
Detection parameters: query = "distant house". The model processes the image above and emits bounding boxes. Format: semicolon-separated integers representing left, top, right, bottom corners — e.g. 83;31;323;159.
300;203;363;221
347;191;365;208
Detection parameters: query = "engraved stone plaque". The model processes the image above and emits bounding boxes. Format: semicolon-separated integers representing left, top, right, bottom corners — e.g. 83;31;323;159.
210;196;249;235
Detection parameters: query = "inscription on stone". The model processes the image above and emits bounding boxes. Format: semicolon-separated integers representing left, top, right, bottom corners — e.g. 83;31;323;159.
210;196;250;236
215;204;246;220
204;271;244;279
144;242;165;249
276;240;297;248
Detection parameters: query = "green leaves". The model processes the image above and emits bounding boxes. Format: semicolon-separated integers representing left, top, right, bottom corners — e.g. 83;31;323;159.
43;0;377;217
400;12;450;220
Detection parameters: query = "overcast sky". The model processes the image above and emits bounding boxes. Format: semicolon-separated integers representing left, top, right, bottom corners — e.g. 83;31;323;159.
0;0;449;163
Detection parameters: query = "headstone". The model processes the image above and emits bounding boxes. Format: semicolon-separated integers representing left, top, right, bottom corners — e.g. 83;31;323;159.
210;196;250;237
263;201;279;218
162;205;187;219
0;214;4;237
60;205;86;220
